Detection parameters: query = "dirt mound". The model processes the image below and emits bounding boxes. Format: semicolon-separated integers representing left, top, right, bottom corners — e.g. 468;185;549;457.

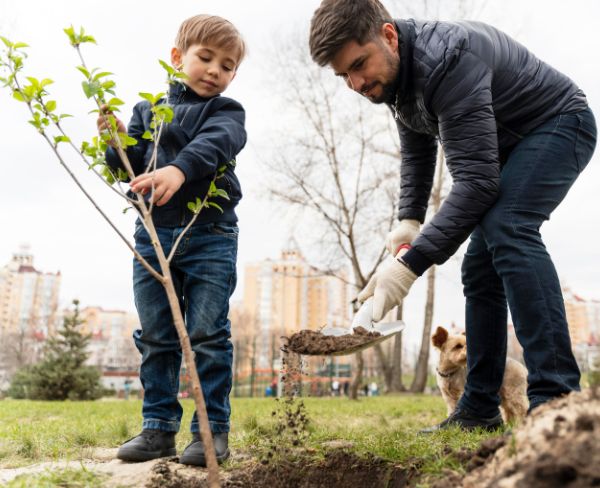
284;327;381;355
442;389;600;487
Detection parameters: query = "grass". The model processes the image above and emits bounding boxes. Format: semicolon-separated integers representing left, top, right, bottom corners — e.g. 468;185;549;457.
5;467;107;488
0;395;500;485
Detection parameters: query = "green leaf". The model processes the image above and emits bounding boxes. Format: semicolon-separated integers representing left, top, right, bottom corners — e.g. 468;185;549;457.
122;207;132;214
207;201;224;213
53;135;70;144
187;202;198;213
12;91;25;102
13;42;28;49
117;168;129;181
76;66;90;78
93;71;112;81
142;131;153;140
0;36;13;48
107;97;124;106
46;100;57;112
158;59;175;75
139;92;154;103
81;80;101;98
214;188;230;200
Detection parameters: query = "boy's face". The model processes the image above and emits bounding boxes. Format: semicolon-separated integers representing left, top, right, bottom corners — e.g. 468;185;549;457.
171;43;238;97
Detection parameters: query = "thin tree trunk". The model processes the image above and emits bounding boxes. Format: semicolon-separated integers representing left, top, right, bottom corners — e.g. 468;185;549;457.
349;351;364;399
157;250;220;487
391;305;406;392
410;265;436;392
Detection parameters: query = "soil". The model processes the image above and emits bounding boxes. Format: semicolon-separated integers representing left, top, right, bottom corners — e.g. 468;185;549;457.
283;327;381;355
142;450;416;488
433;388;600;488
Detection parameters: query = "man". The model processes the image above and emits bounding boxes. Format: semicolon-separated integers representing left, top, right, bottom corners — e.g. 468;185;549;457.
309;0;596;431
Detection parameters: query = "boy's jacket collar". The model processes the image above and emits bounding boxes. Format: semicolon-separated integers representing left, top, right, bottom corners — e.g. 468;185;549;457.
167;81;220;104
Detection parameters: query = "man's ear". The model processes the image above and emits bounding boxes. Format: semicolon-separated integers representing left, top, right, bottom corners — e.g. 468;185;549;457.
380;22;398;49
171;47;183;69
432;326;449;349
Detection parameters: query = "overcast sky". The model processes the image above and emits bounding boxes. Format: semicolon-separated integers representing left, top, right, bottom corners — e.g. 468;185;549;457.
1;0;599;349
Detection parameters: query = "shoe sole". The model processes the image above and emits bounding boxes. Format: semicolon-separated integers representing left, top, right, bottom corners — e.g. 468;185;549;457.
179;448;230;467
117;447;177;462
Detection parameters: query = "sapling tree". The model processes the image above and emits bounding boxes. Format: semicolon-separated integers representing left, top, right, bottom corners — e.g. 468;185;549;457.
0;28;226;487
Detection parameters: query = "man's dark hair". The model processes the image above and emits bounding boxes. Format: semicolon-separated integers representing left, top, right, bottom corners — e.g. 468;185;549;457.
309;0;393;66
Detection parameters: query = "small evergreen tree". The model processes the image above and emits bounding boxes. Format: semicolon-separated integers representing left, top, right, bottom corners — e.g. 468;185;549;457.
9;300;103;400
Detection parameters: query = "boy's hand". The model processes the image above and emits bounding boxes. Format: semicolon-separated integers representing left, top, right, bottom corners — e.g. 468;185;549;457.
130;166;186;206
97;104;126;147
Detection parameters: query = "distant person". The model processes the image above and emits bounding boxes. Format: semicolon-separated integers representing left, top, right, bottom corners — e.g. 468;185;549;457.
98;14;246;465
123;378;132;400
309;0;596;431
331;380;340;396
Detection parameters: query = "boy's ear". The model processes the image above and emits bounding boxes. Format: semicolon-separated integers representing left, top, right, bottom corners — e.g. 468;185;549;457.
171;47;183;69
431;326;448;349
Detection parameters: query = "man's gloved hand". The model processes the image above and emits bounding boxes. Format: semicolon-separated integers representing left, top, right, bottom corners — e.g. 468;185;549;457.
385;219;421;255
356;252;417;322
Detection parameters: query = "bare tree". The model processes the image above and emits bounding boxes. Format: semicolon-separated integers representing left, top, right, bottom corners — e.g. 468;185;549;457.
262;33;400;399
410;148;445;392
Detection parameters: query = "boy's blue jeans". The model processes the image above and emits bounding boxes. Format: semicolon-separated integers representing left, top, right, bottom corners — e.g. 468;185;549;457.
132;222;238;434
458;107;597;417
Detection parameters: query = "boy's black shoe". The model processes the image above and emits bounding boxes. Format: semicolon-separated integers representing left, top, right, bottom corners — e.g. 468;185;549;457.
419;408;504;434
117;429;176;462
179;432;230;466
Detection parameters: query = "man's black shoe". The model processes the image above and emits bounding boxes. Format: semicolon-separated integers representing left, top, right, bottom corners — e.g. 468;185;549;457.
117;429;176;462
419;407;504;434
179;432;229;466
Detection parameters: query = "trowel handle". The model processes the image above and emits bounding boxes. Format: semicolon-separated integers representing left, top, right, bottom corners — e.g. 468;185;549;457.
351;298;374;329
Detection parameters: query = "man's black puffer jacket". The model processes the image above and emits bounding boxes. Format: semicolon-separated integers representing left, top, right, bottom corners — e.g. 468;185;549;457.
391;19;587;270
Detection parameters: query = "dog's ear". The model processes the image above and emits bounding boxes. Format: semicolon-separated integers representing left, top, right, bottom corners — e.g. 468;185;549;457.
431;326;448;349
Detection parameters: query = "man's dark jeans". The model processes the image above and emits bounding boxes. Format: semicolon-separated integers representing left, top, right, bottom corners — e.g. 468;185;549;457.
459;107;597;417
132;222;238;434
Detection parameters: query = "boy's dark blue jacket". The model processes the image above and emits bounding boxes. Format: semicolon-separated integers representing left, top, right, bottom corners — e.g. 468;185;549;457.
106;82;246;227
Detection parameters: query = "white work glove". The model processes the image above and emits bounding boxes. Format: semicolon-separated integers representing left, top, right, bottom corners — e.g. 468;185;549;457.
356;251;417;322
385;219;421;256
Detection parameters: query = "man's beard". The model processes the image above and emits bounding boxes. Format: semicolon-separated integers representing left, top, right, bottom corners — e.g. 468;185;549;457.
364;48;400;104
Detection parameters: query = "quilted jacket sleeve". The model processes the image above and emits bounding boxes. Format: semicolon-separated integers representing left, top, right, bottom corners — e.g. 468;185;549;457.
412;46;501;264
168;97;246;183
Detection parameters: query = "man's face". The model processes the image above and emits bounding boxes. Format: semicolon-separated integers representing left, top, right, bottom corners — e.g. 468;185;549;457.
171;43;238;98
330;23;400;104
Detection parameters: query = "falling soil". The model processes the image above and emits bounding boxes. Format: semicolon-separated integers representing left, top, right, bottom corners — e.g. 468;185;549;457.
433;388;600;488
283;327;381;355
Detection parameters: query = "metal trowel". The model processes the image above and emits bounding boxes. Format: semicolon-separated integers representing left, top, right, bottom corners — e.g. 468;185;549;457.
320;297;405;356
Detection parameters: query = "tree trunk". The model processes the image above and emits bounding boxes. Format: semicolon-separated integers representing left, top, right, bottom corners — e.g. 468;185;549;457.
410;265;436;392
391;305;406;392
349;351;364;400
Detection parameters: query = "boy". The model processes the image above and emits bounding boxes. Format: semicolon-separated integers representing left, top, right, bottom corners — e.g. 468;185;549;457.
97;14;247;465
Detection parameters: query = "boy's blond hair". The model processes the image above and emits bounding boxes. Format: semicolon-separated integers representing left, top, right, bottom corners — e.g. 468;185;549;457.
175;15;246;65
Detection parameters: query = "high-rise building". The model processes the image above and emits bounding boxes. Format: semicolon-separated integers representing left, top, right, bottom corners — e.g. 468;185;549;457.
563;286;590;346
241;246;350;369
0;245;61;337
79;306;140;370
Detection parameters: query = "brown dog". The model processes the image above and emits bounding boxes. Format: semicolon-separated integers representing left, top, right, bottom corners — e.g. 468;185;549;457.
432;326;529;424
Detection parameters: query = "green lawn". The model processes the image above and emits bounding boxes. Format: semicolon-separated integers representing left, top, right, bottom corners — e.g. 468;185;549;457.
0;395;500;484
